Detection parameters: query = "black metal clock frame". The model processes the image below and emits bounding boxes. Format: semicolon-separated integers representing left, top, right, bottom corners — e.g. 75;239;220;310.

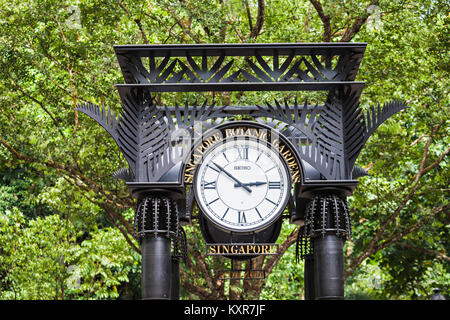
77;42;407;300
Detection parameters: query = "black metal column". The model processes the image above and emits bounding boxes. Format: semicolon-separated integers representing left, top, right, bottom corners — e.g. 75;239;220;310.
134;195;183;300
170;257;180;300
304;256;315;300
301;192;351;300
296;225;316;300
313;235;344;299
142;236;172;299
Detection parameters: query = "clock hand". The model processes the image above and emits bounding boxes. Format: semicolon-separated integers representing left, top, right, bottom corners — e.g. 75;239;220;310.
234;181;267;187
212;162;252;193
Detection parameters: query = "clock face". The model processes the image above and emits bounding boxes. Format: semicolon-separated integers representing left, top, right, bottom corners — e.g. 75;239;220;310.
193;137;291;233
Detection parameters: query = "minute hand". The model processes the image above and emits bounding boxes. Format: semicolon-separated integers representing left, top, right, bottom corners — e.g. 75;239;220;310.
212;162;252;193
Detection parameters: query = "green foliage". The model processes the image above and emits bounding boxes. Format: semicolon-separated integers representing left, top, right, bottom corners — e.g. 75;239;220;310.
0;208;139;299
67;226;141;299
0;208;78;299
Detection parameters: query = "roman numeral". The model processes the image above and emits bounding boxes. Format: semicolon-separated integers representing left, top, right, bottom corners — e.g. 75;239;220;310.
256;151;262;163
268;181;281;189
238;211;247;223
203;181;216;189
236;146;249;160
265;198;276;205
222;208;229;220
255;207;262;219
265;166;275;173
208;198;219;205
223;152;229;163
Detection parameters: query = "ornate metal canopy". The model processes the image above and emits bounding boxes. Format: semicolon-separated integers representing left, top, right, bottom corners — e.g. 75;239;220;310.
113;43;365;91
77;42;406;188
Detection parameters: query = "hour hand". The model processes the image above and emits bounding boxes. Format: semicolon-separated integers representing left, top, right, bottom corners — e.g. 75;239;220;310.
234;181;267;187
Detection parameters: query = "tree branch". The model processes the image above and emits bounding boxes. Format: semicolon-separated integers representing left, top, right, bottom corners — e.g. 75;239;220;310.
244;0;254;34
134;19;149;44
163;7;202;43
309;0;332;42
144;11;185;43
115;0;129;15
180;268;214;299
396;241;450;262
264;228;299;276
423;146;450;174
251;0;265;39
116;0;150;44
54;17;78;133
340;0;379;42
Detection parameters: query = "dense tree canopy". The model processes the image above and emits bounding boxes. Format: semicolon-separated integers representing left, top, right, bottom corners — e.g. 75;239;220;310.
0;0;448;300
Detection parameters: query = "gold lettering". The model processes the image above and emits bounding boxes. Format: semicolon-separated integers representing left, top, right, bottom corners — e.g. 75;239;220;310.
185;164;196;174
272;138;280;148
286;156;297;167
202;140;211;149
193;149;204;157
275;142;301;184
200;134;217;149
184;174;193;183
291;170;301;183
208;244;280;256
212;132;222;142
259;129;267;140
184;126;304;185
282;149;291;159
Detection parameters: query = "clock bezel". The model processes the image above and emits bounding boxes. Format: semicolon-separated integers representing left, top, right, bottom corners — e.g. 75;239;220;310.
193;135;292;233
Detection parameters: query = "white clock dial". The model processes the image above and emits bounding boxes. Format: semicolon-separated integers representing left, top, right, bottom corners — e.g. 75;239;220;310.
194;138;291;233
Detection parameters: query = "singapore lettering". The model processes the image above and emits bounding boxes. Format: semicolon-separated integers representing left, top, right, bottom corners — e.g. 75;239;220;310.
207;243;279;255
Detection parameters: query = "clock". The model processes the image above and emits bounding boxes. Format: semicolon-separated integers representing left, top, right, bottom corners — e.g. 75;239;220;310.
193;136;291;233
